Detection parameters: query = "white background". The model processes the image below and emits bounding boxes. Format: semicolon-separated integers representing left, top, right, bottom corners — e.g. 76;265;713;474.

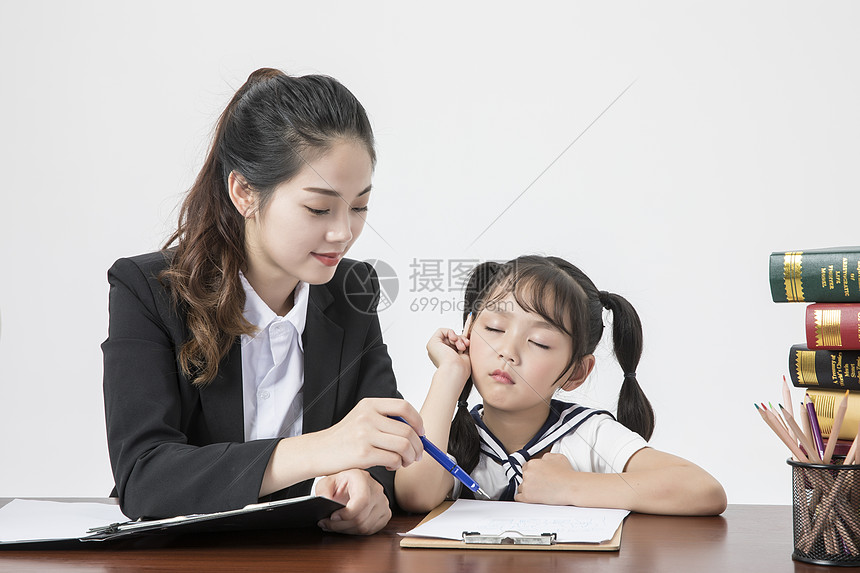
1;1;858;505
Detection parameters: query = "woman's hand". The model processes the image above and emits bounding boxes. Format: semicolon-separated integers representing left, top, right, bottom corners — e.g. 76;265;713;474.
318;398;425;474
316;469;391;535
514;453;579;506
426;327;471;383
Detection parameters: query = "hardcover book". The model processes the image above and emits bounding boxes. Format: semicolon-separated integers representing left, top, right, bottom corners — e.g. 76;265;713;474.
770;247;860;303
807;389;860;440
788;344;860;391
805;304;860;350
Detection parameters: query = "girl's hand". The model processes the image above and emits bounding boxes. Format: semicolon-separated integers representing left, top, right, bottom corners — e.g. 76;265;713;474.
426;327;471;381
316;469;391;535
514;453;578;506
320;398;424;473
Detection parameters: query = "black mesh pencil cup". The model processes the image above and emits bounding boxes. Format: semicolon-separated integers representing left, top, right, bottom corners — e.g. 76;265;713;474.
789;458;860;566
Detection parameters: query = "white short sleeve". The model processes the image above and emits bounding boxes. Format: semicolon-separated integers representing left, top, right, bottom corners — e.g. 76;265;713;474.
552;413;648;474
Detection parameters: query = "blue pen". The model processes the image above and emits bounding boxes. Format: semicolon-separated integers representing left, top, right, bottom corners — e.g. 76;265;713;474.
391;416;490;500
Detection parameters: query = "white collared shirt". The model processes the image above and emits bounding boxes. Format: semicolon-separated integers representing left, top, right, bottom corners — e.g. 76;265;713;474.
239;272;309;442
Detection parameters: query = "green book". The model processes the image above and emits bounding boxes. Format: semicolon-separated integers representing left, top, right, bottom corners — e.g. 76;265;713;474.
770;247;860;303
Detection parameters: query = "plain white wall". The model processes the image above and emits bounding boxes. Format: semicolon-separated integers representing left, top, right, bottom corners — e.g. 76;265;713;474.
1;1;859;505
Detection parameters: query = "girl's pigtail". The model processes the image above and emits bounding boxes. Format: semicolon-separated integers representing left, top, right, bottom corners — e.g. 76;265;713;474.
598;290;655;441
449;381;480;476
448;261;504;473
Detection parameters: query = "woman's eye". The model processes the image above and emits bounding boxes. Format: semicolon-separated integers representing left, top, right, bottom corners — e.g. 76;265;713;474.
530;340;550;350
306;207;330;216
484;326;502;333
352;206;369;213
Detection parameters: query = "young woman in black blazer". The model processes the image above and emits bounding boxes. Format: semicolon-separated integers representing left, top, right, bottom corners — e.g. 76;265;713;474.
102;68;424;535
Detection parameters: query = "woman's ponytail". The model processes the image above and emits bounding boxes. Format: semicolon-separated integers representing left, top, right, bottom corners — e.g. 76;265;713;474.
599;290;655;441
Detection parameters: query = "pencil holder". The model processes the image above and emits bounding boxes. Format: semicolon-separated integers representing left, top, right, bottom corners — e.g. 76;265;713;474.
789;458;860;566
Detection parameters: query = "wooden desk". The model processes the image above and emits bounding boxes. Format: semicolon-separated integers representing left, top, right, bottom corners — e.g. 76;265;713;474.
0;502;855;572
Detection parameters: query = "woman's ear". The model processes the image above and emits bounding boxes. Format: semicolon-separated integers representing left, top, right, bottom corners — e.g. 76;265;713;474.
561;354;595;391
227;171;257;218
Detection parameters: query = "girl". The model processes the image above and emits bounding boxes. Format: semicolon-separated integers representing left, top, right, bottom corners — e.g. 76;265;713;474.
395;256;727;515
102;68;425;535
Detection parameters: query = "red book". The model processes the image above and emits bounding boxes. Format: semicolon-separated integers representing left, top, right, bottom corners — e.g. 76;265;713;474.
805;303;860;350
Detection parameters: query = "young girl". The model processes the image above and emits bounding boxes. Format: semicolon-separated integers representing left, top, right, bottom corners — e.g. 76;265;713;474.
102;68;424;535
395;256;727;515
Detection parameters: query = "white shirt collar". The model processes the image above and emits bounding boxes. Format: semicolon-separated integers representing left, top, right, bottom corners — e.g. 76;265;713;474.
239;271;309;350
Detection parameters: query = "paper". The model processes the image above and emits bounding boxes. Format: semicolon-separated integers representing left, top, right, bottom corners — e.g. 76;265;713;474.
0;499;128;543
402;499;628;544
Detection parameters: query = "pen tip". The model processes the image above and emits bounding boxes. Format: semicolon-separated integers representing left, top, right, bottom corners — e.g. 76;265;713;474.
476;488;490;500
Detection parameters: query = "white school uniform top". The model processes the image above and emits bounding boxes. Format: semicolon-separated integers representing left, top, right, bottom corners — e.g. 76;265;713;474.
454;413;649;500
239;272;309;442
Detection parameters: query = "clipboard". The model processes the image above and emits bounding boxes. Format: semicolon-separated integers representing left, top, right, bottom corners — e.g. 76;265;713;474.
0;495;343;547
85;495;343;541
400;501;624;551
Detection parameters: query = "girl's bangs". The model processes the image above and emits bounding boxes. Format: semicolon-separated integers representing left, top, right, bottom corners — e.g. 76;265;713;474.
481;265;584;338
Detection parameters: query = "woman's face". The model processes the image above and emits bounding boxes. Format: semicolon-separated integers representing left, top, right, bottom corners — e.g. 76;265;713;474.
244;138;373;288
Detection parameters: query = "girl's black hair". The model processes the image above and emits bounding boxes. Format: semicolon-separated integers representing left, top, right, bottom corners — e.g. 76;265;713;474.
448;255;655;473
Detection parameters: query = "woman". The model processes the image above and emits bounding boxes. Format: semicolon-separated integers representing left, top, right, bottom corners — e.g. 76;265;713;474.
102;68;423;535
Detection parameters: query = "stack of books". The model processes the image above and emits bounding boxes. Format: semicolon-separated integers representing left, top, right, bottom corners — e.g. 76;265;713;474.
770;247;860;444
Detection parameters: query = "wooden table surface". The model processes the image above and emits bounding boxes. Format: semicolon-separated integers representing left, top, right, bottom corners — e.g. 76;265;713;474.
1;502;858;572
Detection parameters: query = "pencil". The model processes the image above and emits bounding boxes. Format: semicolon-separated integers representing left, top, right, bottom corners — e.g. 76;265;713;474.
782;376;795;435
768;402;793;439
823;390;850;464
806;394;826;461
755;404;809;462
800;400;814;457
763;403;791;443
845;417;860;465
779;404;820;463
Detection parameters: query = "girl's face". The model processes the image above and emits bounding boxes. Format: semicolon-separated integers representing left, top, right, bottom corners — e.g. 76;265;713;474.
244;138;373;288
468;291;580;416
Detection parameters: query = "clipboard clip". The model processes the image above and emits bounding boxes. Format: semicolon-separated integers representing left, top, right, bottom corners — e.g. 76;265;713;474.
86;522;122;535
462;530;557;545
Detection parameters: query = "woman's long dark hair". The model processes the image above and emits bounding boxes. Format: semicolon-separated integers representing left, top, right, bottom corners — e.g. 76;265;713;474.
161;68;375;385
448;255;655;473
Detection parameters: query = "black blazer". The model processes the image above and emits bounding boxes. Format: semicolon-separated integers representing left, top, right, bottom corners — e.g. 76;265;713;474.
102;252;400;519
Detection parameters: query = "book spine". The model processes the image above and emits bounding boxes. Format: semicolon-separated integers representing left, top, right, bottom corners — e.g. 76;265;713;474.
770;249;860;302
789;344;860;390
805;304;860;350
807;389;860;440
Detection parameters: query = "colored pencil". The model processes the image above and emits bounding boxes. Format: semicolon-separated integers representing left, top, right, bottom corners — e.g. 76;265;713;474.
782;376;795;438
755;404;809;462
823;390;851;464
806;395;826;460
779;403;820;463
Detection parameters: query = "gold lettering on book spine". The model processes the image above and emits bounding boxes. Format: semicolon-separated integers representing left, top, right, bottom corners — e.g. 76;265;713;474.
784;251;804;302
796;350;819;386
815;309;843;348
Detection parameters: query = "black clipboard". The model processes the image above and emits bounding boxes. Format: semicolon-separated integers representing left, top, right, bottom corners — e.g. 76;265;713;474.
0;495;343;547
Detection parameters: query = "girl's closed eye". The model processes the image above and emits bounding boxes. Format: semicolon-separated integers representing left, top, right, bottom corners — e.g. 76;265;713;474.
483;325;503;333
352;205;369;213
530;340;550;350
